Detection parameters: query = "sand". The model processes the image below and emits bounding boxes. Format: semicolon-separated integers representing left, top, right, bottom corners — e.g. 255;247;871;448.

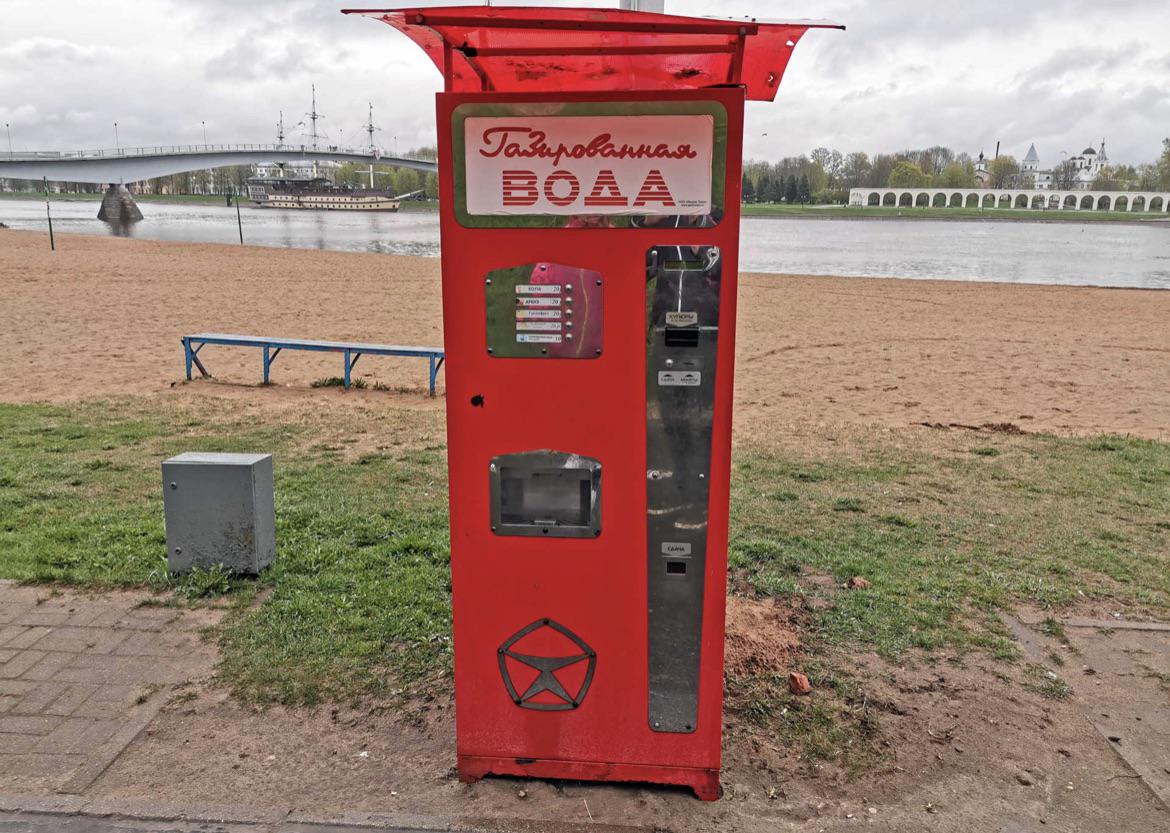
1;228;1167;439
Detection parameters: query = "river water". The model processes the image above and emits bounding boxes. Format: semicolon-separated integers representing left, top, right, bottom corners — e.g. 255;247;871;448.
2;198;1167;289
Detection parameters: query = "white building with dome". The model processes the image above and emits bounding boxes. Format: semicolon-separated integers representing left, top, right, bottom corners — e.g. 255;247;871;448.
1023;140;1108;190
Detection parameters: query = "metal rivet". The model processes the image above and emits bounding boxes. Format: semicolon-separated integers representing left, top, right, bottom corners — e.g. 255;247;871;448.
485;278;492;285
169;482;178;490
594;349;602;355
665;358;674;368
596;279;602;286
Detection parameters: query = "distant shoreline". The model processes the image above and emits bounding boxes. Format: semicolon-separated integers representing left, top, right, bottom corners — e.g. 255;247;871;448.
0;192;442;212
3;192;1165;226
740;204;1170;227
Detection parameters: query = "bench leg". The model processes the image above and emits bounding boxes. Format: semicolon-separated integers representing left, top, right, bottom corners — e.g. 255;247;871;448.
428;356;436;397
263;346;271;384
183;338;193;381
344;349;351;390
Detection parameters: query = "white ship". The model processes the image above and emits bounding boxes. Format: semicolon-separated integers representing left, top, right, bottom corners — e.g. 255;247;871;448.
246;176;400;212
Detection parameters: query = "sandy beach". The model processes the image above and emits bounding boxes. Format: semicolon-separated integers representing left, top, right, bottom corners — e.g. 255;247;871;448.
1;228;1167;439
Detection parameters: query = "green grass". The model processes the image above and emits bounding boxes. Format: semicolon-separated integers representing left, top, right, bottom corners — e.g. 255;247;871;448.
0;401;451;705
730;433;1170;658
1;400;1167;763
740;203;1169;223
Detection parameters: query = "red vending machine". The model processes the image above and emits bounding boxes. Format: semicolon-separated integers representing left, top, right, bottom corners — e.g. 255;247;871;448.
347;5;840;800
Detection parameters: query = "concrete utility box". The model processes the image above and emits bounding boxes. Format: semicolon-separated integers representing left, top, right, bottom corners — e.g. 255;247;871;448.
161;452;275;574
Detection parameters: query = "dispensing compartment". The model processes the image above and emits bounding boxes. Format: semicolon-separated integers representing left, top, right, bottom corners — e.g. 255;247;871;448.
490;451;601;538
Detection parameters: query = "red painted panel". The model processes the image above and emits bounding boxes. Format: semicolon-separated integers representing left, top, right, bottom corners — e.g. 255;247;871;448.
344;7;841;101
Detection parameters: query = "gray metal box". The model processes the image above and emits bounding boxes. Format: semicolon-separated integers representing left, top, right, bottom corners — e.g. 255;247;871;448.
161;452;275;575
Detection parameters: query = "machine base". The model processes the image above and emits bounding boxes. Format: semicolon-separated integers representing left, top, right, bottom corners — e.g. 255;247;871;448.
458;754;721;801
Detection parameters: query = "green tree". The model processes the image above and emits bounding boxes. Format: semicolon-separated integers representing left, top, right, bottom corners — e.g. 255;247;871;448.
803;161;827;197
1158;138;1170;189
988;155;1019;189
842;152;871;188
741;173;755;203
797;174;812;204
767;177;784;203
784;175;798;204
756;173;772;202
887;161;931;188
424;172;439;200
938;161;976;188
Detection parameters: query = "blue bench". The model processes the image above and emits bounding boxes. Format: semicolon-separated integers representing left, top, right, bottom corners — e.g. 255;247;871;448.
182;333;445;396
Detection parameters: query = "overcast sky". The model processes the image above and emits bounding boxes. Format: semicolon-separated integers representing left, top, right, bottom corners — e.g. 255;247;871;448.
2;1;1168;166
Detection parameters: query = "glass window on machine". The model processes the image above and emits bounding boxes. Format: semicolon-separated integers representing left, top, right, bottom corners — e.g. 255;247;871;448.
490;451;601;539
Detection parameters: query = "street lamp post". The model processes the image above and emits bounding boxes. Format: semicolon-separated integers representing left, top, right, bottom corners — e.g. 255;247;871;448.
4;123;11;156
114;121;120;152
202;120;207;145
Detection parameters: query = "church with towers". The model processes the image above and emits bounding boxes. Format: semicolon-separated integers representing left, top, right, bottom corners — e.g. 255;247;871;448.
1020;140;1108;190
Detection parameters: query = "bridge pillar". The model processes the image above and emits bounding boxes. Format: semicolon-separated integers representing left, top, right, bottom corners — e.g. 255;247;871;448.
97;184;143;223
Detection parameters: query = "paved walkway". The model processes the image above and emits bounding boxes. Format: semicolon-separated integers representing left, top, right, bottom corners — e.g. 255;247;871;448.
0;583;219;794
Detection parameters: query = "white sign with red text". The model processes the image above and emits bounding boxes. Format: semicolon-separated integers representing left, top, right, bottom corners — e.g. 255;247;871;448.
463;114;714;217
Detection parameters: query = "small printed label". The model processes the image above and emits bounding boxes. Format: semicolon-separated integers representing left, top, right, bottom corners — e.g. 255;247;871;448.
516;284;561;295
665;311;699;327
517;297;562;307
661;542;692;556
658;370;701;387
516;309;562;320
516;321;562;332
517;333;562;344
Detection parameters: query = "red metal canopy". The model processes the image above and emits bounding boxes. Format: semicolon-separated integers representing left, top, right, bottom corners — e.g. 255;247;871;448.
342;6;842;100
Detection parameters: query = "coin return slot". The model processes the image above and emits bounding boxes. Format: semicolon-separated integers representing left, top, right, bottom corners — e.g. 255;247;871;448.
664;327;700;348
665;560;688;576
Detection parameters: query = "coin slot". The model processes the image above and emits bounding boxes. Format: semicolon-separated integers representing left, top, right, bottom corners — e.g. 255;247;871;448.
664;327;700;348
665;560;688;576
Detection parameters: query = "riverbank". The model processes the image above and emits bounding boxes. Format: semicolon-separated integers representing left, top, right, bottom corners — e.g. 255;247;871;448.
0;191;441;211
0;191;229;206
741;202;1170;224
7;191;1163;223
2;227;1167;438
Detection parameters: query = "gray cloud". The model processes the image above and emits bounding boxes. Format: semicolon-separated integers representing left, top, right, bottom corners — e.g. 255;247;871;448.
1;0;1167;166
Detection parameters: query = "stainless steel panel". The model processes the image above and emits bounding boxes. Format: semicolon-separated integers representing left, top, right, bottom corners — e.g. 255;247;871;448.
645;245;722;733
489;450;602;538
484;262;603;359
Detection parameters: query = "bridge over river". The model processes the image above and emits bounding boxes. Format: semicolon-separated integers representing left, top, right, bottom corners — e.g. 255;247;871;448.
0;143;438;221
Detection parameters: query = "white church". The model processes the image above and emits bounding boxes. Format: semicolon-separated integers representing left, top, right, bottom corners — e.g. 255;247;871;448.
1020;140;1108;190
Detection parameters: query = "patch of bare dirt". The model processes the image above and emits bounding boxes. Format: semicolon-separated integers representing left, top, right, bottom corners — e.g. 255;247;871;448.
83;623;1166;832
724;596;802;678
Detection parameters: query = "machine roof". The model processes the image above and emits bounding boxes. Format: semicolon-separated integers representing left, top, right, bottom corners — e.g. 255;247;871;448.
342;6;843;101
